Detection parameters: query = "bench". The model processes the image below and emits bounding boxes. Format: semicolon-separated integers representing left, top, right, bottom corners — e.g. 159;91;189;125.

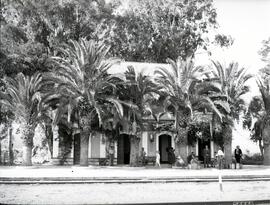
146;156;156;166
99;158;108;166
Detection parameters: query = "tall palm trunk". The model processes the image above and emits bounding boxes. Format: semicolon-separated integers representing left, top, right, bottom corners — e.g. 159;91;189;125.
0;138;2;164
79;114;91;166
264;144;270;165
262;121;270;165
21;125;35;166
176;111;188;163
45;123;53;157
259;140;264;158
177;128;188;163
129;135;140;167
8;128;14;165
80;129;90;166
223;125;232;169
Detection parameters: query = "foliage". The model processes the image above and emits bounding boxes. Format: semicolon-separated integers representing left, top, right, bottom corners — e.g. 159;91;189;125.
187;123;211;146
155;56;227;144
47;38;122;128
214;34;234;48
0;72;44;128
212;61;252;121
242;153;263;165
0;0;116;77
243;96;264;142
119;66;159;131
108;0;230;62
258;37;270;72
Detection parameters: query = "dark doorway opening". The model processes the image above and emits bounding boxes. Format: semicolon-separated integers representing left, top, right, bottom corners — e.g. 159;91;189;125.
159;134;172;163
73;133;80;164
117;134;130;164
198;138;210;161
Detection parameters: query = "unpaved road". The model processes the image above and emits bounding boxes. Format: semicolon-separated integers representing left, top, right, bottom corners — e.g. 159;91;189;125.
0;181;270;204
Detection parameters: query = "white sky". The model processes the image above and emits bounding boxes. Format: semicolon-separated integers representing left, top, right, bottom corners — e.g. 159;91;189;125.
211;0;270;72
196;0;270;99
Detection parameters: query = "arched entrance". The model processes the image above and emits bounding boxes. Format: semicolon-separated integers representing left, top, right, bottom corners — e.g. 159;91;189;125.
117;134;130;164
159;134;172;163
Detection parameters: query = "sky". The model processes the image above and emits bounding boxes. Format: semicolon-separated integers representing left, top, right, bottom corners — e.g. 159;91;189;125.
210;0;270;71
197;0;270;96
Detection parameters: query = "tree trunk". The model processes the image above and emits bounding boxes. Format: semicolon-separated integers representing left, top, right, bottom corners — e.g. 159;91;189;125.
259;139;264;157
8;128;14;165
175;110;189;163
129;135;140;167
177;128;188;164
22;142;33;166
79;129;90;166
45;123;53;157
58;123;73;165
79;114;91;166
0;139;2;165
223;126;232;169
21;126;34;166
262;120;270;165
264;144;270;165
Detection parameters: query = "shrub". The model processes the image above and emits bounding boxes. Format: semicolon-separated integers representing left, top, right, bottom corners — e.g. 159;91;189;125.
242;153;263;165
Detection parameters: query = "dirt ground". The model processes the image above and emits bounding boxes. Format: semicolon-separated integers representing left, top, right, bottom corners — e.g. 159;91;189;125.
0;181;270;204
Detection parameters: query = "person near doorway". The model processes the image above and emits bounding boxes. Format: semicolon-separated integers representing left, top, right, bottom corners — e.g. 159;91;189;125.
108;144;115;166
155;151;161;168
175;155;185;168
187;152;195;169
168;147;176;167
140;147;146;166
216;147;224;170
234;145;243;169
203;145;210;168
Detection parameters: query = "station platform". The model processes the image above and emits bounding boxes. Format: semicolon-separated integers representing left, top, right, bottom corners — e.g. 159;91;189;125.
1;165;270;184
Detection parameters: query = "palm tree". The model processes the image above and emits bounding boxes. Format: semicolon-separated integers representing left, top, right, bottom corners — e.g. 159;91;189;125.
48;38;123;166
212;61;252;168
118;66;159;166
257;68;270;165
155;57;227;162
0;72;44;165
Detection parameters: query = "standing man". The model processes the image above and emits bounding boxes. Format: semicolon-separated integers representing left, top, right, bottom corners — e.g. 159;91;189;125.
168;147;176;168
203;145;210;168
108;144;115;166
216;147;224;170
140;147;146;166
234;145;242;169
187;151;195;169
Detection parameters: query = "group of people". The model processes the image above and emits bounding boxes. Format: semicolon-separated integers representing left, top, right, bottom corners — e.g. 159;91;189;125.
152;145;243;169
133;143;243;169
154;147;176;168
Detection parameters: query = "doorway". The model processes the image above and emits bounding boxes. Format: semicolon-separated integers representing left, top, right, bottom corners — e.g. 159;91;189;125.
159;134;172;163
117;134;130;164
198;138;210;161
73;133;80;165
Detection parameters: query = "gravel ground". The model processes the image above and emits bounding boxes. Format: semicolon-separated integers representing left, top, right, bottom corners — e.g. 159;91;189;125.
0;181;270;204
